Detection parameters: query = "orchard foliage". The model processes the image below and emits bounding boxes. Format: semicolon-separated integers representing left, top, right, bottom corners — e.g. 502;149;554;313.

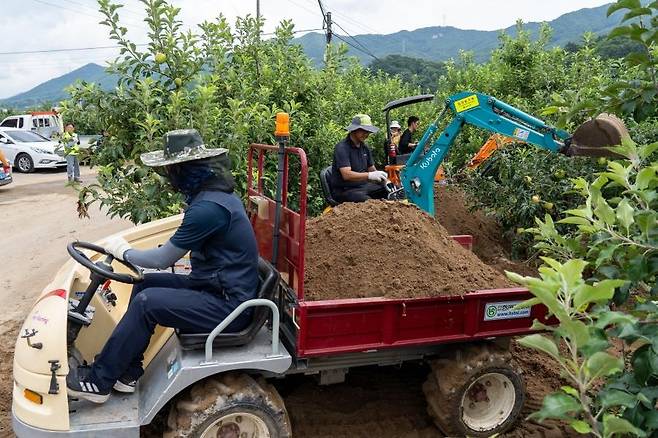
69;0;420;223
505;2;658;436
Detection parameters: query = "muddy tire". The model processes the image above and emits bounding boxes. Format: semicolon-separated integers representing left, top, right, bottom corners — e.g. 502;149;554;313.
164;373;291;438
423;343;525;437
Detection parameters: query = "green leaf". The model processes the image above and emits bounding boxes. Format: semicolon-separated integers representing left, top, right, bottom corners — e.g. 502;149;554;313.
561;385;579;398
585;352;623;379
594;198;617;226
615;199;635;230
602;414;647;438
636;167;656;191
645;410;658;429
599;388;637;409
632;346;653;385
573;281;622;310
560;319;590;349
595;310;637;329
518;334;561;362
607;0;642;17
621;7;654;22
636;211;657;238
570;420;592;434
529;392;583;421
559;217;592;226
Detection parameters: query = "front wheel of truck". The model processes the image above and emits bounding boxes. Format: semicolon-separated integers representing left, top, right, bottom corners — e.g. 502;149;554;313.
423;342;525;437
164;372;291;438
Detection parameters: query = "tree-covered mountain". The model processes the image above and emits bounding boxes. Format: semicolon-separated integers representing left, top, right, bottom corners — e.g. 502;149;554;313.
294;3;622;65
0;3;625;109
0;63;117;109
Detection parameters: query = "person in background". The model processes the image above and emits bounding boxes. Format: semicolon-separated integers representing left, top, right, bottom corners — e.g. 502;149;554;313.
62;123;81;183
385;120;402;164
330;114;388;203
399;116;420;155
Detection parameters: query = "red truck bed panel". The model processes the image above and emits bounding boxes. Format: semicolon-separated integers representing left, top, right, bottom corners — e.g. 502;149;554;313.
296;288;547;357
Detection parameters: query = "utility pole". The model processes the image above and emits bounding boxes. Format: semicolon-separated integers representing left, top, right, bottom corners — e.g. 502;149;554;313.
256;0;260;21
325;11;332;44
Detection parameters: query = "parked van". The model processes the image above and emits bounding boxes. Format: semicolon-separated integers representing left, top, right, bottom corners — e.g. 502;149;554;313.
0;111;63;139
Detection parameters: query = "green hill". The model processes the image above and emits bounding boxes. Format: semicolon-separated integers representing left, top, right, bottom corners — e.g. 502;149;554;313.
294;3;622;65
1;3;623;108
0;63;117;109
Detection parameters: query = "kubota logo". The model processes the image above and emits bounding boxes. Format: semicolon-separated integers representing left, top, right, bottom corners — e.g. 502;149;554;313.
419;148;442;169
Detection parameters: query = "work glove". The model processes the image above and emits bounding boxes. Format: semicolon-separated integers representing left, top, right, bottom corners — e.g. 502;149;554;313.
105;236;131;261
368;170;388;183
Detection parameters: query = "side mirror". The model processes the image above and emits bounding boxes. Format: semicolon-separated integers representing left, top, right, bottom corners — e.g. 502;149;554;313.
0;137;9;144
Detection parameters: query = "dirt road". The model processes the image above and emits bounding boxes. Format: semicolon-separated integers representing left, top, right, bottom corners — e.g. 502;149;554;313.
0;168;131;436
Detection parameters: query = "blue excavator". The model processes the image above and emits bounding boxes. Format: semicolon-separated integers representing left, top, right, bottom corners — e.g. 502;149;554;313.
393;91;627;216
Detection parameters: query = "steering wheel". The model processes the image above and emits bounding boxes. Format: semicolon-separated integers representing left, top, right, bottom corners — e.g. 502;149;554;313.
67;241;144;284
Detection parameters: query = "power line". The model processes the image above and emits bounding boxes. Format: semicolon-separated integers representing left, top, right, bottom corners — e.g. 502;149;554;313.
307;0;379;34
0;44;148;56
61;0;142;18
333;34;379;61
0;25;321;57
333;21;379;61
30;0;147;30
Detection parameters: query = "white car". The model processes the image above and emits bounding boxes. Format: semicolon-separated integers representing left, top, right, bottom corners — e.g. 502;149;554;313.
0;128;67;173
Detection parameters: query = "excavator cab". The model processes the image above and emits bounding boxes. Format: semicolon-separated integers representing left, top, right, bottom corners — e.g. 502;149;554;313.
382;94;445;184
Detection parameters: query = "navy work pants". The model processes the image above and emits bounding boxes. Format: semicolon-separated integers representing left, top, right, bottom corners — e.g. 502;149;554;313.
90;273;252;391
335;182;388;203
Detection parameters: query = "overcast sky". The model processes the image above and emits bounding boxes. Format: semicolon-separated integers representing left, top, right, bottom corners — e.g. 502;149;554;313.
0;0;611;99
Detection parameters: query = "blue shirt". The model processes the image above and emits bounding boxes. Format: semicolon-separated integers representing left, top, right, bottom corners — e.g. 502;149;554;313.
170;201;230;251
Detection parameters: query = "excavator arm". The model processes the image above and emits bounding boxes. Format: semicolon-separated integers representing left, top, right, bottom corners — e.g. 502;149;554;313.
400;91;617;216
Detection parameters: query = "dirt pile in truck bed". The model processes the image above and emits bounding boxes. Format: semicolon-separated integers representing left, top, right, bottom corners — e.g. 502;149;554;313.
304;200;511;300
434;184;537;277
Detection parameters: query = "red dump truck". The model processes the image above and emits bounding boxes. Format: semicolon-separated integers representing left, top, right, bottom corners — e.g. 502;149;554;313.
12;142;550;438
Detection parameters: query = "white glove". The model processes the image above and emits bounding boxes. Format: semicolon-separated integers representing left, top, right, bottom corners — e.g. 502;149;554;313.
105;236;131;261
368;170;388;183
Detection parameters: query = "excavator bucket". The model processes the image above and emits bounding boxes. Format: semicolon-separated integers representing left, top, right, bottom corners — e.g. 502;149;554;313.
565;114;629;157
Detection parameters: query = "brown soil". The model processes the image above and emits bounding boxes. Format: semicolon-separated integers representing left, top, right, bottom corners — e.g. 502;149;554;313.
304;200;511;300
0;320;21;438
434;184;537;277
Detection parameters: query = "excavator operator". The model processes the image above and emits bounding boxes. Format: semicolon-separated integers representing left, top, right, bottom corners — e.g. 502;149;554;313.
330;113;389;203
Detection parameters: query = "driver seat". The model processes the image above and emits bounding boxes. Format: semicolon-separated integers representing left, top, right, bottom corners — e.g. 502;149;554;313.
176;257;279;350
320;166;340;207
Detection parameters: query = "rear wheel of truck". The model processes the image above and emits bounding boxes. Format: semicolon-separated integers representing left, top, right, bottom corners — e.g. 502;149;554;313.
423;342;525;437
165;372;291;438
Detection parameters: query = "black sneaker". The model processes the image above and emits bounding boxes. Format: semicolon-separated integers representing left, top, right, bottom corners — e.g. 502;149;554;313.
113;375;137;393
66;366;110;404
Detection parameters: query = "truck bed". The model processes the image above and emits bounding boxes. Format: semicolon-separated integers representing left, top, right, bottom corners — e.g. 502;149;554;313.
247;144;546;359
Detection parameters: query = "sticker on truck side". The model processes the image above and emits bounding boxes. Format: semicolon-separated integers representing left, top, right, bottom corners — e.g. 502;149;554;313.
454;94;479;112
483;301;531;321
